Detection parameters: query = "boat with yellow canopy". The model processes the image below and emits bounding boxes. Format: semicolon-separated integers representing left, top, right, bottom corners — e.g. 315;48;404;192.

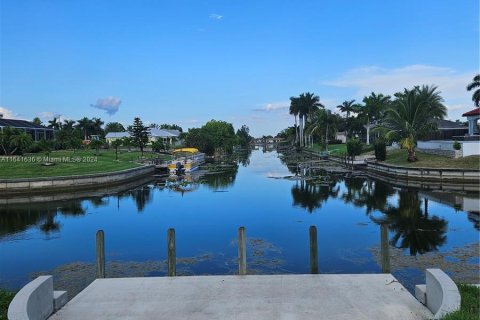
167;148;205;174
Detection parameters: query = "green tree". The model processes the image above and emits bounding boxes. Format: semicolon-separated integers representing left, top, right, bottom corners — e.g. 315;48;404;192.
376;85;446;162
289;97;300;145
184;128;214;155
151;140;165;153
127;117;150;156
336;100;361;138
160;124;183;132
105;122;126;134
361;93;391;144
89;139;104;155
47;117;61;130
293;92;324;147
236;125;253;148
38;139;55;161
76;117;93;140
111;139;122;160
203;120;237;155
32;117;43;126
346;138;363;159
9;132;33;155
307;109;337;150
467;74;480;107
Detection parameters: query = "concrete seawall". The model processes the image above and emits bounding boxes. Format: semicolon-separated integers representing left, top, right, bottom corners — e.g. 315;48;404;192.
0;165;155;194
366;161;480;184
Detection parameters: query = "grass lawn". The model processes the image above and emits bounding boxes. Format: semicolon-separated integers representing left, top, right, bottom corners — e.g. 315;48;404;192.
310;143;374;156
0;149;168;179
442;284;479;320
383;149;480;169
0;289;15;320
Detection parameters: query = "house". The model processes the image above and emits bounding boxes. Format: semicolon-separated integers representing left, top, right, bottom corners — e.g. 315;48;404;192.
335;131;347;143
105;129;181;146
105;132;130;144
462;107;480;137
149;128;181;146
422;119;468;140
0;117;54;141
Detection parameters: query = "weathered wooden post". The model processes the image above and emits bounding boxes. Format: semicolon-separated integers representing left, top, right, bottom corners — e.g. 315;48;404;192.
309;226;318;274
380;224;390;273
238;227;247;275
96;230;105;278
168;228;176;276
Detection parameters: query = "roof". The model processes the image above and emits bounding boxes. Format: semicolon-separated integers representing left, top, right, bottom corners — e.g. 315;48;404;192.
150;128;180;138
462;108;480;117
432;119;467;130
105;132;130;139
0;118;52;130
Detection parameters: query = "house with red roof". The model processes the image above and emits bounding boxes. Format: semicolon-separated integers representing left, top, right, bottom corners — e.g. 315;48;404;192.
462;107;480;136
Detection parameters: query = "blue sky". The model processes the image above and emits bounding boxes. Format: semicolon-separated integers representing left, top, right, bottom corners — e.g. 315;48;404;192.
1;0;478;136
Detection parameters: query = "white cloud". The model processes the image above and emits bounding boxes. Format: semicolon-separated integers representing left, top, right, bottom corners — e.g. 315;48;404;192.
91;96;122;115
253;101;289;112
209;13;223;20
323;64;476;119
38;111;68;123
0;106;18;119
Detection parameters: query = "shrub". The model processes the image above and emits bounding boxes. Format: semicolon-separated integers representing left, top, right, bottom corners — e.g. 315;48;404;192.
453;141;461;151
374;140;387;161
346;138;363;159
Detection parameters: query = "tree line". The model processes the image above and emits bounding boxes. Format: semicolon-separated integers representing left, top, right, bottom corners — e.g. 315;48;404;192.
281;74;480;162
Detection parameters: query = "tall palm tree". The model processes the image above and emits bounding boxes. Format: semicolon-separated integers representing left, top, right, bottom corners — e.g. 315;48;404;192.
76;117;92;140
296;92;324;147
62;119;76;131
376;85;446;162
91;117;105;136
47;117;60;130
337;100;360;138
289;97;300;145
307;109;337;150
361;93;391;144
467;74;480;107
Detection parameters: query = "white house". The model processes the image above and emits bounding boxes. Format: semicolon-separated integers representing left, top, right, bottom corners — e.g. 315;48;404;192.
149;128;181;145
105;132;130;144
462;107;480;136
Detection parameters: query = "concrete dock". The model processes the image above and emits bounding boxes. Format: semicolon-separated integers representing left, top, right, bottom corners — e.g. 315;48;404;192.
49;274;433;320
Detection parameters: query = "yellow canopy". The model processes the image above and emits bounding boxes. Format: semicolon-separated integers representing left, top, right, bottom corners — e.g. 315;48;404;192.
173;148;199;153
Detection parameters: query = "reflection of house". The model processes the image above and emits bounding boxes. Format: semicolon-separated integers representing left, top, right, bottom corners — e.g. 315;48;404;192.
462;107;480;137
105;132;130;144
0;117;54;141
149;128;181;145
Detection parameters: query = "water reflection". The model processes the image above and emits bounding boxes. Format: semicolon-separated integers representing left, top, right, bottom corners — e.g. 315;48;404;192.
374;189;448;256
291;179;340;213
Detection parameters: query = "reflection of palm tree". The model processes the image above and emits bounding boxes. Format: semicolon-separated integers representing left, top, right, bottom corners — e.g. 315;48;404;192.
373;189;447;256
39;214;60;233
132;186;152;212
291;179;339;213
343;179;395;214
59;201;86;216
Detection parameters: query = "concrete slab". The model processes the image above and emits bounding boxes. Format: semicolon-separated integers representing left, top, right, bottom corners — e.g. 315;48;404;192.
49;274;433;320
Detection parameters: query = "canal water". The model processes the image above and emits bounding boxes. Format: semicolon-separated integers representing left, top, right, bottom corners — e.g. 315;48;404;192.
1;149;479;296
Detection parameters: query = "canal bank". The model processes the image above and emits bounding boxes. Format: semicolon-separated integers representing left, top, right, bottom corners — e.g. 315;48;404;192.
0;165;155;195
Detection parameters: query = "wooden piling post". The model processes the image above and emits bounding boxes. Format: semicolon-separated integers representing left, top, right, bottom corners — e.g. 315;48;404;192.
167;228;176;276
96;230;105;279
380;224;390;273
309;226;318;274
238;227;247;275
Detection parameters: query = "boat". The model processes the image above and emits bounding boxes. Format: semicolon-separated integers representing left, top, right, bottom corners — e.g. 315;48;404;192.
167;148;205;174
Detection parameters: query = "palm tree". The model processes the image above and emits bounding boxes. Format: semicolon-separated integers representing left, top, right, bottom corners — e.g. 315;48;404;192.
307;109;337;150
296;92;324;147
47;117;61;130
337;100;360;138
91;118;105;136
376;85;446;162
76;117;92;140
361;93;391;144
32;117;43;126
289;97;300;145
62;119;76;131
467;74;480;107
